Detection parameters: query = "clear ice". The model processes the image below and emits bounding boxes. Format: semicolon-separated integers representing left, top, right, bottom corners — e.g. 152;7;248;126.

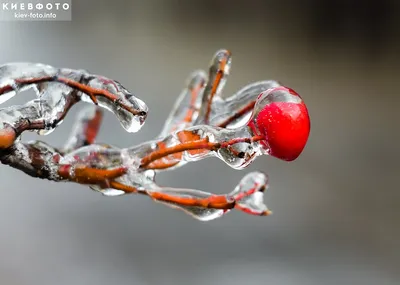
0;62;148;135
0;49;302;221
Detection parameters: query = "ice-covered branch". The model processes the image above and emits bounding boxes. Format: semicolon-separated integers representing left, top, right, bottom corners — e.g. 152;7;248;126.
0;50;310;221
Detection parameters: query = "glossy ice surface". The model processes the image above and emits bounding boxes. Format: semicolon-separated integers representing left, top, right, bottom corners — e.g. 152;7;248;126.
0;50;310;221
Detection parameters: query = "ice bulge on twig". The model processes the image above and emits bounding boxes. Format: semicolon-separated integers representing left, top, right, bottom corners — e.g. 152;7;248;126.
0;50;310;221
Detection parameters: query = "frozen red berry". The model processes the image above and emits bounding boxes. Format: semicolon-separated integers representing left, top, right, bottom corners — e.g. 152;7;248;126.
247;87;310;161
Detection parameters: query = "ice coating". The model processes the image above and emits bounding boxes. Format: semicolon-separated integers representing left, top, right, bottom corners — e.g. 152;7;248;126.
209;80;281;128
60;120;264;174
195;49;232;125
0;62;148;141
159;70;207;137
81;75;148;132
0;49;310;221
53;88;275;220
158;50;281;132
63;106;103;152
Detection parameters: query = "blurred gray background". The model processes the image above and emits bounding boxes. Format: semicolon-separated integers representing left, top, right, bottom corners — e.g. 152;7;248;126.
0;0;399;284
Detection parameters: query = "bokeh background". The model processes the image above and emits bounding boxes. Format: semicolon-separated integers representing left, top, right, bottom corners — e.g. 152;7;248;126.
0;1;399;284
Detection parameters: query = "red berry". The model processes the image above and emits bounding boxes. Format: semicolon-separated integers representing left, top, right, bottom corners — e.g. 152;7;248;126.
247;87;310;161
